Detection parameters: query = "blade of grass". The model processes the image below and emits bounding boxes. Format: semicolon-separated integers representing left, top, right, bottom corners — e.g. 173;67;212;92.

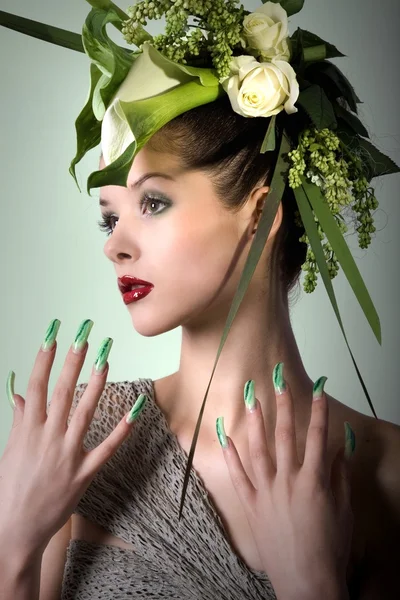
178;130;292;519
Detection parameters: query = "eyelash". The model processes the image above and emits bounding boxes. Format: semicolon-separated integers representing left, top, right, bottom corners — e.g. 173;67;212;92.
97;194;169;236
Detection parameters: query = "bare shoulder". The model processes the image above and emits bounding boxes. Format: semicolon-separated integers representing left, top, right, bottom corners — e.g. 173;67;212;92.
337;405;400;598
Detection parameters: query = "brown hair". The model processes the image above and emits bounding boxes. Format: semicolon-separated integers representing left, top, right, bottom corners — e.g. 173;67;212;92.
147;94;307;302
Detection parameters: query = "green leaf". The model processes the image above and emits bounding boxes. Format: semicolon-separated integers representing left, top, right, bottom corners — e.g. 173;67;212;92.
301;177;381;345
69;7;137;190
260;115;276;153
69;63;103;190
85;0;112;9
297;84;337;130
304;60;361;113
290;28;346;63
0;9;84;53
178;130;292;519
333;101;369;138
82;8;133;78
336;125;400;181
84;1;153;42
265;0;305;17
294;182;378;419
82;8;136;119
87;78;224;192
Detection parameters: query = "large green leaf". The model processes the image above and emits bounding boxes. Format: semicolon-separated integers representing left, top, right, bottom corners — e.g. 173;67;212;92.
69;63;103;190
178;130;292;519
265;0;305;17
302;178;381;344
297;84;337;130
69;7;136;188
82;8;136;119
0;10;84;53
333;101;369;138
85;0;153;42
305;61;361;114
294;182;378;418
335;122;400;182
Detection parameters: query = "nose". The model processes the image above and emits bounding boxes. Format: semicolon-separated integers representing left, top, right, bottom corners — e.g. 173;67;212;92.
103;214;140;263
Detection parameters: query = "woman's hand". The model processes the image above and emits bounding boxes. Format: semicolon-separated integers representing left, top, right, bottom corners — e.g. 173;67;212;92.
217;363;354;600
0;319;146;564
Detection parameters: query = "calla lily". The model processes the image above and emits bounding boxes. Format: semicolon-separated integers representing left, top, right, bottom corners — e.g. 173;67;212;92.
87;41;223;191
101;42;219;166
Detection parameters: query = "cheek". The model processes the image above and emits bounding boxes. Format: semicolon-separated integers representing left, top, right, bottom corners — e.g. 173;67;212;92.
151;214;236;288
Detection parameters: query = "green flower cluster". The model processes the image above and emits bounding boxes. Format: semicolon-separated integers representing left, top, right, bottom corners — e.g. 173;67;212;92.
288;128;379;293
122;0;246;78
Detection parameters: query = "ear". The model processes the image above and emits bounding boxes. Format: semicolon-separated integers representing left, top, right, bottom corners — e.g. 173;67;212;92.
250;186;283;240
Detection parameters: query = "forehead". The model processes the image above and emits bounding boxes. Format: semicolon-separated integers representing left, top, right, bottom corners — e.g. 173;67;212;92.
98;145;182;175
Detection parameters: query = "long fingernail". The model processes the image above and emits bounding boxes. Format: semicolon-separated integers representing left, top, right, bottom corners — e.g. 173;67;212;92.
42;318;61;352
126;394;148;424
244;379;256;412
94;337;113;374
73;319;94;354
216;416;229;449
6;370;16;409
273;362;286;394
344;422;356;459
313;376;328;400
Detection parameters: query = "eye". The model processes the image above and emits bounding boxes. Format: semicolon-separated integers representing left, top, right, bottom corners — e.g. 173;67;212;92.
97;194;169;236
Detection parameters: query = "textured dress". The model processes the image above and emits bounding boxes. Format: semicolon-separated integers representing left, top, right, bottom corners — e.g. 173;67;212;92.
61;378;277;599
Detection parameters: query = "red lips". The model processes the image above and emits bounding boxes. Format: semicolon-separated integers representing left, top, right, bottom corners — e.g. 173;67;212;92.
118;276;154;293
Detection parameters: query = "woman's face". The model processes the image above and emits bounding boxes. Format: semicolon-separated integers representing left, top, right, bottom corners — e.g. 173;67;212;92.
99;145;269;336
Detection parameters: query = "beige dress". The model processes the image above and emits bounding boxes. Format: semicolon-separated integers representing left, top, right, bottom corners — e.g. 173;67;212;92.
61;378;276;599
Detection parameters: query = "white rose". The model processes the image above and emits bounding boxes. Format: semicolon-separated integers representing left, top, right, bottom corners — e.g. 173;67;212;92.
221;55;299;118
242;1;291;62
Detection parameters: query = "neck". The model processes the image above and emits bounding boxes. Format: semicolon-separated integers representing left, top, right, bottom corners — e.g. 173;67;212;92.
163;283;315;450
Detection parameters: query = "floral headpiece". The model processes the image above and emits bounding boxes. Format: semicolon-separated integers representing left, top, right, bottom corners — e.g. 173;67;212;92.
1;0;399;516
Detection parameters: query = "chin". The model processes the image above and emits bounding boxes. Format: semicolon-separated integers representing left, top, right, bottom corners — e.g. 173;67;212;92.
127;305;184;338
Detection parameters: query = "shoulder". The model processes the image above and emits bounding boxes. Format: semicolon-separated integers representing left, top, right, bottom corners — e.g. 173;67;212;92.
70;379;154;446
354;417;400;598
73;379;151;408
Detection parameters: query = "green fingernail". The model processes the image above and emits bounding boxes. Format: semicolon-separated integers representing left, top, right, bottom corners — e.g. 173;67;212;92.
273;362;286;394
73;319;94;353
126;394;148;424
313;376;328;400
216;416;228;449
42;318;61;352
244;379;256;412
6;370;16;409
94;337;113;374
344;422;356;459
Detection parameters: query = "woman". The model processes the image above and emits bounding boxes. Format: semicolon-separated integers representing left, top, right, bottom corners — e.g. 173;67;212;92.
1;1;400;599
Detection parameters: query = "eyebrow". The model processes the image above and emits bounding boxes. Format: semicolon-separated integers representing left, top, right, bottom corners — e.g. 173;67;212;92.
99;172;176;207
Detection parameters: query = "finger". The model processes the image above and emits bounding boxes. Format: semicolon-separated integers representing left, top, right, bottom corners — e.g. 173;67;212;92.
303;377;329;483
83;394;148;476
24;320;60;424
66;362;110;441
216;416;257;508
6;372;25;433
45;341;90;430
273;363;299;474
244;380;275;485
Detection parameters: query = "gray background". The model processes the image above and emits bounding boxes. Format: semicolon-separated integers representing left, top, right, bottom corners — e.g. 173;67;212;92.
1;0;399;453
